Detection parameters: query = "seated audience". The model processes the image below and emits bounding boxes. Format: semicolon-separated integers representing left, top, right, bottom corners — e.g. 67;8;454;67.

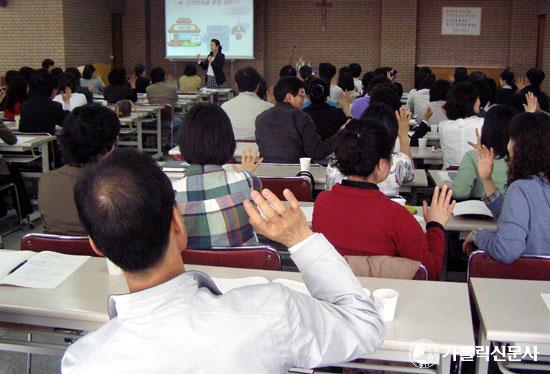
146;67;178;105
407;72;434;119
178;63;202;93
221;67;273;140
174;104;262;248
510;68;549;112
463;112;550;263
53;74;88;111
453;67;468;84
104;68;137;103
19;69;68;134
279;65;297;78
496;69;517;105
327;103;414;196
440;82;484;169
42;59;55;72
409;79;451;145
314;119;455;280
349;63;363;94
134;64;150;94
452;105;518;200
256;77;335;163
80;64;105;94
38;104;120;236
468;72;494;116
351;74;389;119
62;147;384;373
3;74;27;120
319;62;343;103
65;67;93;104
303;78;347;140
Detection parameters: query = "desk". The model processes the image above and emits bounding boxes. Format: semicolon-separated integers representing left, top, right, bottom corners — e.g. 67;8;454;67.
414;205;496;233
0;134;57;175
428;170;457;187
117;111;149;153
0;254;475;373
471;278;550;374
134;105;163;159
411;147;443;163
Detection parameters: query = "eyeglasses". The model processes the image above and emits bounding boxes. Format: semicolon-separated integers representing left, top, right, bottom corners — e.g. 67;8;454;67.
296;93;307;98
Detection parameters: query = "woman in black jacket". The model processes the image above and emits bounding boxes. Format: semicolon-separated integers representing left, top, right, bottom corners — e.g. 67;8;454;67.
196;39;226;88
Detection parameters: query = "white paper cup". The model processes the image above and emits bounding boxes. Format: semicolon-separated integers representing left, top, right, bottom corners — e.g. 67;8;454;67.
418;138;428;149
391;197;407;206
106;258;123;275
14;115;20;128
373;288;399;322
431;124;439;133
299;157;311;172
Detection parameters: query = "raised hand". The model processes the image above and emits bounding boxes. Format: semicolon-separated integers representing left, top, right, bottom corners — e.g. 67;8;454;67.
467;128;481;152
128;73;137;89
62;87;72;103
422;185;456;228
514;77;529;91
523;92;539;113
234;147;263;173
476;145;495;182
395;106;412;135
243;189;313;248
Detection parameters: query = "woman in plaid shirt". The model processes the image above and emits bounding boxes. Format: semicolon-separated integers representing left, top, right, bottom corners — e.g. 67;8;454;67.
174;104;263;248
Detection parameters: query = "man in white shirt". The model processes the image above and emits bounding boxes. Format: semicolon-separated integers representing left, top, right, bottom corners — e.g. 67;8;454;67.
53;74;88;111
62;148;384;374
221;67;273;140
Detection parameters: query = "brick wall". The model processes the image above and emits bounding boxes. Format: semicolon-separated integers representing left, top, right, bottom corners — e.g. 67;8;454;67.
122;0;147;72
538;0;550;93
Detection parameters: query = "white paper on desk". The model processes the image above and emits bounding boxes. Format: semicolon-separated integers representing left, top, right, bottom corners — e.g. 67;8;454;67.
300;206;313;223
542;294;550;312
453;200;493;218
0;251;89;289
0;251;36;280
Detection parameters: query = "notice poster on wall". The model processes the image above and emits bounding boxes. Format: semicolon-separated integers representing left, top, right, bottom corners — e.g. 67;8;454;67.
441;7;481;36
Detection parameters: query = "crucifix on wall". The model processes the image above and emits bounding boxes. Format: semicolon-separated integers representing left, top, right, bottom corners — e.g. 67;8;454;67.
316;0;332;32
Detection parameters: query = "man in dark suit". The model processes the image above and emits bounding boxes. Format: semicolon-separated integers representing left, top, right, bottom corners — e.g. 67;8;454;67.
135;64;151;94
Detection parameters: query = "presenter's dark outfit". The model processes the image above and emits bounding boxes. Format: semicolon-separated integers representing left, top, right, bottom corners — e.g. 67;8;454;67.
199;53;226;88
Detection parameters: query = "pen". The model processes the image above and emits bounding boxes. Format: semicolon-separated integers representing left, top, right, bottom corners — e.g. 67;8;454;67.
8;260;27;275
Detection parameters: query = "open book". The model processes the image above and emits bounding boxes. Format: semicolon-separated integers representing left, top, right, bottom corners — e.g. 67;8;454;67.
453;200;493;218
0;251;89;289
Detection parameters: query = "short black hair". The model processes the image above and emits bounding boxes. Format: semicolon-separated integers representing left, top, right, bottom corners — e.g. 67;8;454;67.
417;73;435;90
178;103;235;164
468;74;492;107
307;78;329;104
369;83;401;111
334;119;393;177
29;69;55;97
348;63;362;78
58;73;78;93
366;74;390;93
414;67;433;90
443;82;479;120
18;67;34;83
150;67;165;84
361;72;377;93
500;69;516;89
108;68;127;86
318;63;336;81
338;71;354;91
257;78;267;100
453;67;469;84
61;104;121;166
4;70;18;86
82;64;96;80
393;82;403;99
65;67;82;81
235;67;261;92
429;79;452;102
480;105;518;159
134;64;146;76
299;65;313;81
74;148;175;272
279;65;297;78
526;68;545;87
51;67;63;79
273;76;304;102
184;63;197;77
361;102;398;141
42;59;55;70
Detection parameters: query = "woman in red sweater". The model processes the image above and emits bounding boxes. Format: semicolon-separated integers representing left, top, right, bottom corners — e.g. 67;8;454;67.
312;119;456;280
3;74;27;120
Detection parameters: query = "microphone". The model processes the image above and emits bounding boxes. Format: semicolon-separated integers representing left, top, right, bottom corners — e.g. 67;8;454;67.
290;45;297;64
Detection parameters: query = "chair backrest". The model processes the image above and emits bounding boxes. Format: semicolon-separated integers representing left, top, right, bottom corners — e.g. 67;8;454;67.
160;104;173;121
413;264;429;280
182;245;281;271
259;177;312;202
20;233;98;257
467;250;550;281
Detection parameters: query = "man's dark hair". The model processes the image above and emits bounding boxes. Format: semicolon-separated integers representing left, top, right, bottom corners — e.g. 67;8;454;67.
279;65;297;78
307;78;330;105
58;73;78;93
443;82;479;120
338;71;354;91
184;63;197;77
526;68;545;87
366;74;390;94
468;74;492;107
429;79;452;102
299;65;313;81
348;63;362;79
257;78;267;100
4;70;19;86
18;67;34;83
417;73;435;90
273;76;304;103
414;67;433;90
65;67;82;81
61;104;121;166
235;67;261;92
361;72;377;93
500;69;516;90
108;68;127;86
318;63;336;81
360;102;398;141
134;64;146;76
150;67;166;84
42;59;55;70
178;103;235;164
369;83;401;111
453;67;469;84
334;119;393;177
4;74;27;112
74;148;175;272
29;69;55;97
82;64;96;80
480;105;518;159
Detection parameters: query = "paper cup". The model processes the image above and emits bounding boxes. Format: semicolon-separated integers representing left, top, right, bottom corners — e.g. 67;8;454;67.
373;288;399;322
391;197;407;206
418;138;428;149
300;157;311;172
106;258;123;275
431;124;439;133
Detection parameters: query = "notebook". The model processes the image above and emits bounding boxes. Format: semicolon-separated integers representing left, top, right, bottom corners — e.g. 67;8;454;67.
453;200;493;218
0;251;89;289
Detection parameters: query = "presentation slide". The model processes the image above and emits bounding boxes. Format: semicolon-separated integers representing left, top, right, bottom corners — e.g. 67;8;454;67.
165;0;254;60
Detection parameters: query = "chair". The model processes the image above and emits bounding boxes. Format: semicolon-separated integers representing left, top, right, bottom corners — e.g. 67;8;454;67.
413;264;429;280
467;250;550;281
20;233;97;256
259;177;312;202
0;182;22;248
182;245;281;271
